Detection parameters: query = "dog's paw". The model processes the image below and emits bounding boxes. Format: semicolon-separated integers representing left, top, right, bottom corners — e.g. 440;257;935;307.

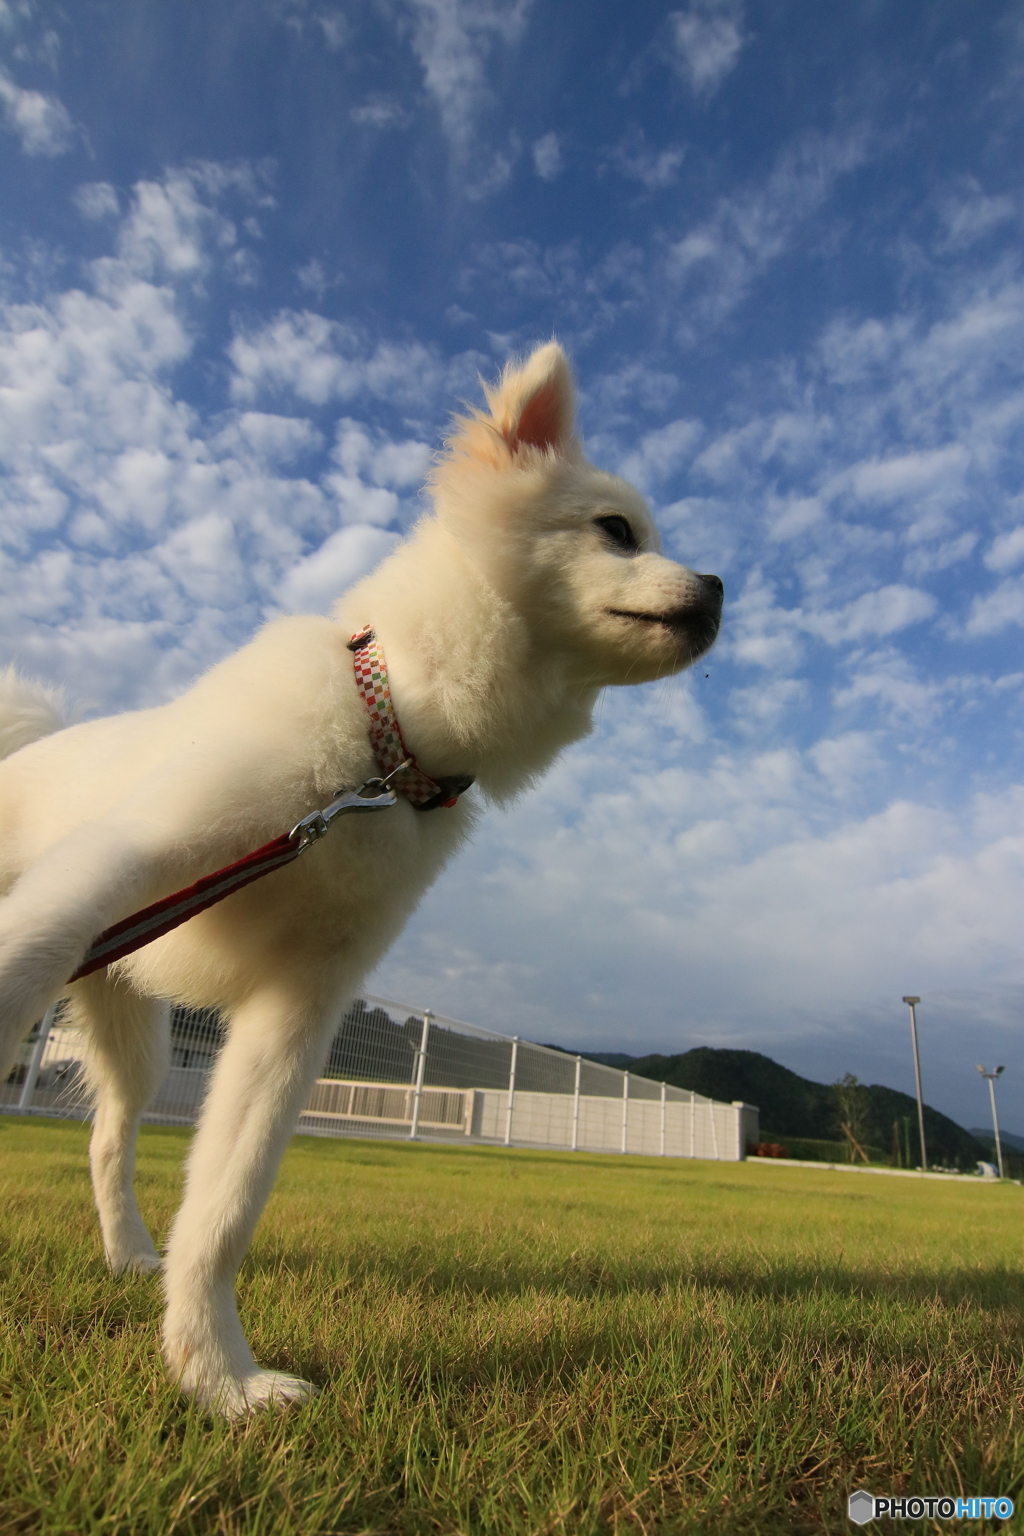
126;1250;163;1276
209;1370;319;1419
107;1245;162;1276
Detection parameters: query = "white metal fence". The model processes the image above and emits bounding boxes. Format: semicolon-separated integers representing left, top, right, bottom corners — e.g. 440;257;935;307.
2;994;758;1160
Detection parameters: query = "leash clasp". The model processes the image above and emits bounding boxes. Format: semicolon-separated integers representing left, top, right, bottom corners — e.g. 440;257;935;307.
289;779;398;850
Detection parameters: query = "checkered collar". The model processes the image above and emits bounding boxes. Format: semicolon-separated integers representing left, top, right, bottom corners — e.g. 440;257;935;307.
347;627;474;812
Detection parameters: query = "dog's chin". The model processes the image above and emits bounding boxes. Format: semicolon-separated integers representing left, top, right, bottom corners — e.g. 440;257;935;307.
605;605;720;678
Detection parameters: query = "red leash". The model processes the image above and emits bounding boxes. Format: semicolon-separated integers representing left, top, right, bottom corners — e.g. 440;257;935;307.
67;783;396;983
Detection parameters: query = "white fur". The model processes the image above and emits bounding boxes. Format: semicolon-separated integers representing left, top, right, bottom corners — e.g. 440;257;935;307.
0;343;721;1416
0;666;65;759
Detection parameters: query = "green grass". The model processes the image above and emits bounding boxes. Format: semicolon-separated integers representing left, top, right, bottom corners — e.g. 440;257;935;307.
2;1115;1023;1535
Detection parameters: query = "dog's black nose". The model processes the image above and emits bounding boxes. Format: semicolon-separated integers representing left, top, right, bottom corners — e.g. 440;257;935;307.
699;573;724;600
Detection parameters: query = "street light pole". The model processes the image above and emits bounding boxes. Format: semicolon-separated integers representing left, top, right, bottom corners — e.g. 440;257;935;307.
902;996;928;1171
975;1065;1006;1179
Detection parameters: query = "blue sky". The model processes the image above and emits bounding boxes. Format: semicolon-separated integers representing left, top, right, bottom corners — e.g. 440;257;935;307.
2;1;1023;1131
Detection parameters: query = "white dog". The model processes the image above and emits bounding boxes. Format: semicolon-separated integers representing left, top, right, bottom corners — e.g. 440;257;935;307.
0;343;722;1415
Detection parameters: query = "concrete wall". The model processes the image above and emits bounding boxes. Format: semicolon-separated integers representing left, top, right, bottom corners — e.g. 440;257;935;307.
470;1087;758;1160
140;1073;759;1159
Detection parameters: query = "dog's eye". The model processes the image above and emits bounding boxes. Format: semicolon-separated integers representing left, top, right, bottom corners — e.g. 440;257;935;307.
594;515;638;552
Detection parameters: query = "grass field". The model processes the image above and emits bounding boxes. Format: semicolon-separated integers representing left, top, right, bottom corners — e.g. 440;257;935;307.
2;1115;1023;1535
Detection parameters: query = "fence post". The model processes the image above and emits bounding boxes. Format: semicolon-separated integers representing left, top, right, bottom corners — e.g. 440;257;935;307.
18;1005;59;1113
660;1082;666;1156
571;1054;581;1151
732;1101;746;1160
503;1035;518;1146
409;1010;431;1139
709;1098;720;1160
620;1071;629;1154
690;1090;696;1158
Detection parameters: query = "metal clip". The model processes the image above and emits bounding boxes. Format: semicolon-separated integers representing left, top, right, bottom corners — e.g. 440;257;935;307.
370;757;413;792
290;779;398;850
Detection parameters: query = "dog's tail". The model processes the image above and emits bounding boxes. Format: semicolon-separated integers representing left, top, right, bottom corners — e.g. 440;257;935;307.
0;665;67;760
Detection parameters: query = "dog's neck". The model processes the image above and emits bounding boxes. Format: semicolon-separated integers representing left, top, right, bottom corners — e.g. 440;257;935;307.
338;521;598;803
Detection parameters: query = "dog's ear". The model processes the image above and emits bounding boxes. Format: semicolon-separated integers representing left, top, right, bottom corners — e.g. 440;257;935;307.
435;342;577;482
487;342;576;455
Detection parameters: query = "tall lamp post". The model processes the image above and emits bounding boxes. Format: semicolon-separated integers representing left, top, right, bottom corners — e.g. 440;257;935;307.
975;1065;1006;1179
902;996;928;1171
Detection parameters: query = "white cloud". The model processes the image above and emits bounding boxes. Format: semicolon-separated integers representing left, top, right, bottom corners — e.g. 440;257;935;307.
211;412;322;466
531;131;562;181
617;417;702;491
985;522;1024;573
315;9;348;49
0;163;440;707
730;676;807;726
848;444;968;504
634;257;1024;671
271;3;349;50
808;585;938;645
73;182;120;221
114;169;238;281
322;473;400;527
904;534;977;581
295;258;344;300
401;0;532;156
332;418;432;490
461;238;578;300
726;577;937;675
835;648;945;718
909;281;1024;386
936;177;1017;252
458;237;648;339
691;417;768;484
0;65;74;156
655;496;736;578
966;576;1024;637
727;571;804;671
463;139;519;200
277;525;399;615
768;495;824;542
227;311;447;408
816;313;914;386
668;0;745;97
608;126;685;190
587;361;681;420
809;731;883;795
155;514;245;606
669;127;870;339
350;96;412;129
0;279;194;465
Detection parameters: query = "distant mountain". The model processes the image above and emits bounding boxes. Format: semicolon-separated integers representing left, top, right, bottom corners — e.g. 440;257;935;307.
570;1051;635;1069
572;1045;984;1168
970;1128;1024;1153
541;1047;637;1068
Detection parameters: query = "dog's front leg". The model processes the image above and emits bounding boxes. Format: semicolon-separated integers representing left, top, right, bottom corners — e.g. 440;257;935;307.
161;980;339;1417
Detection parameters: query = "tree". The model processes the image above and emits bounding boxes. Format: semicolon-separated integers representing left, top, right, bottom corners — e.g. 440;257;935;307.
833;1073;872;1163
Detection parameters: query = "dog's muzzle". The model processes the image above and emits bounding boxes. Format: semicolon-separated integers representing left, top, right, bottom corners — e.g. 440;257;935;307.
667;573;723;658
607;572;724;660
